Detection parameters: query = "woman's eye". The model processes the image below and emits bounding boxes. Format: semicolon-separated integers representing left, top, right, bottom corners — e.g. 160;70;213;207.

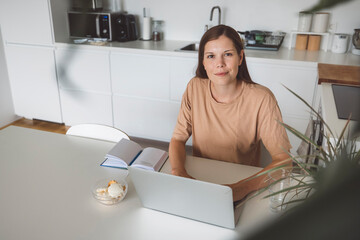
225;53;233;57
206;55;214;59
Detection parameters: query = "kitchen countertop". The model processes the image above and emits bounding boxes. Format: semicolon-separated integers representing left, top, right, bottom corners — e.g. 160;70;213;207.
55;39;360;66
318;64;360;85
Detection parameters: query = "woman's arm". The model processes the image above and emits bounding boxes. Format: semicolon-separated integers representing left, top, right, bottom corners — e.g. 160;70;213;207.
227;152;291;202
169;138;194;179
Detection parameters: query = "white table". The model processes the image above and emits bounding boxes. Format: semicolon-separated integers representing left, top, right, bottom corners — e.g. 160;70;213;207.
0;126;275;240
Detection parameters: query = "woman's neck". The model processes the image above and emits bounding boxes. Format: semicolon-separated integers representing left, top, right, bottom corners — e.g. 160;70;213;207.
210;80;242;104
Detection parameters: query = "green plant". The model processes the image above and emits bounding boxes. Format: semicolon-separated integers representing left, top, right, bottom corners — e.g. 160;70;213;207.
306;0;354;12
252;86;360;210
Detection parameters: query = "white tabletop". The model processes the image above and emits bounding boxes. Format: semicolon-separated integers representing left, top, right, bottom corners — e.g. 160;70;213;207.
0;126;276;240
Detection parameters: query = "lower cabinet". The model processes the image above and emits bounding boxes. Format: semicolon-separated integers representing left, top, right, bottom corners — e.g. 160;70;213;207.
111;52;196;141
113;95;180;141
5;43;62;123
110;51;318;147
59;89;113;126
170;56;198;101
55;46;112;126
111;51;171;100
49;44;318;148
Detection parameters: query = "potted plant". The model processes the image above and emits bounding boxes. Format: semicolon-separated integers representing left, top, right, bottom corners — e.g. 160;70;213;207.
252;86;360;211
242;85;360;239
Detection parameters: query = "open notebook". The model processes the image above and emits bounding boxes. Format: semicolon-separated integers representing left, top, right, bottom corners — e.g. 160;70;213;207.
129;167;245;229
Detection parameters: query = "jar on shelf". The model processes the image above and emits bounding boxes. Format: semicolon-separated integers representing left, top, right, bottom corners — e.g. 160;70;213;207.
152;20;164;41
297;11;312;32
311;12;330;33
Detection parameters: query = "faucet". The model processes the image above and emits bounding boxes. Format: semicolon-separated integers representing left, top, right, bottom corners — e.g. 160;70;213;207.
210;6;221;26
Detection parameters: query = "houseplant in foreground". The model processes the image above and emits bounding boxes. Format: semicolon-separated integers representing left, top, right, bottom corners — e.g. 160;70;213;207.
253;86;360;211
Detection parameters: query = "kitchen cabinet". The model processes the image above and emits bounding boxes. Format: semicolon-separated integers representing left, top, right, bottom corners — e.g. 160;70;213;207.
0;0;54;45
55;46;113;126
59;89;113;127
111;51;171;100
111;51;172;140
170;56;198;101
111;51;197;141
246;59;318;151
5;44;62;122
113;95;180;141
0;0;62;123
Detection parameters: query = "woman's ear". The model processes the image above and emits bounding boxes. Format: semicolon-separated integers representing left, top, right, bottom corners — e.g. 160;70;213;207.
238;50;244;66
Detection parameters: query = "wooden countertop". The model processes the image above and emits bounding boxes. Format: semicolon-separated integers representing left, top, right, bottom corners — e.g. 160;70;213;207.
318;63;360;85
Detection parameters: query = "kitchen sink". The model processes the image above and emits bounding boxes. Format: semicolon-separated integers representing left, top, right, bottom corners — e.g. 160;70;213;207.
177;43;199;52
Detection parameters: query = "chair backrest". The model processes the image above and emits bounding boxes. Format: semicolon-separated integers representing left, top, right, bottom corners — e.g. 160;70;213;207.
66;124;130;142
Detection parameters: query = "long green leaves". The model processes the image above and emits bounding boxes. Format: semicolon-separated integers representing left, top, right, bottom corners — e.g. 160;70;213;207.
253;85;359;211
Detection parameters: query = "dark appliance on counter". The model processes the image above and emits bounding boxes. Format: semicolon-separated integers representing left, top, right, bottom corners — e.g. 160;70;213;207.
113;13;139;42
237;30;286;51
68;11;138;42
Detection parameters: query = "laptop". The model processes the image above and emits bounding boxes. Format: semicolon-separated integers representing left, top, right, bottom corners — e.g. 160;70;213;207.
129;166;244;229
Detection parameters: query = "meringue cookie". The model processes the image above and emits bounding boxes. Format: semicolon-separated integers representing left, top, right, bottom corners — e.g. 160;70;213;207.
107;182;124;198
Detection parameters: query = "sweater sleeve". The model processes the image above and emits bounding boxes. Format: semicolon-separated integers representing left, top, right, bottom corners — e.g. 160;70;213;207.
171;78;194;142
257;90;292;158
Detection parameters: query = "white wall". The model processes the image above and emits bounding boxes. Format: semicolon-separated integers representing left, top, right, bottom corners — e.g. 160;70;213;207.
119;0;359;47
0;25;17;128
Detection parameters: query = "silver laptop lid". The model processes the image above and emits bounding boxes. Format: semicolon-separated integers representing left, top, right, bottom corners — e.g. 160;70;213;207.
129;167;236;229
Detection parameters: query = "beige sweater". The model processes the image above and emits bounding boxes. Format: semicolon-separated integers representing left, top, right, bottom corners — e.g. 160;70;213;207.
172;77;292;167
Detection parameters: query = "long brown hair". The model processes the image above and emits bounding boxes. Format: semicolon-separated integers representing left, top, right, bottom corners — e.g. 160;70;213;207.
195;25;254;84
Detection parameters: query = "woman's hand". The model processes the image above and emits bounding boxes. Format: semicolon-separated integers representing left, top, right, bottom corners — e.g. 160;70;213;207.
225;154;292;202
169;138;195;179
224;181;249;201
171;168;195;179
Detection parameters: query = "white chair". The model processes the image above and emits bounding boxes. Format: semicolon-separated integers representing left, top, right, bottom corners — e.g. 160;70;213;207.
66;124;130;142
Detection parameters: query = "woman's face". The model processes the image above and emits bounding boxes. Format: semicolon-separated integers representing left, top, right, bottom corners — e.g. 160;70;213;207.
203;35;243;87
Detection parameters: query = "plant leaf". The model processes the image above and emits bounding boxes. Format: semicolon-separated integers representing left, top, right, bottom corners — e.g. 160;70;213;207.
282;85;335;138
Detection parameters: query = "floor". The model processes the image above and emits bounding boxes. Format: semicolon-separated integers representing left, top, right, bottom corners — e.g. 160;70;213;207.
3;118;192;154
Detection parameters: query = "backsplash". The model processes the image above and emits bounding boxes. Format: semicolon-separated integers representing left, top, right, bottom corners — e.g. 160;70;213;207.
51;0;360;48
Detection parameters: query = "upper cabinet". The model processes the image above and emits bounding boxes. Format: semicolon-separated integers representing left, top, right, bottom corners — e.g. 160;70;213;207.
0;0;54;45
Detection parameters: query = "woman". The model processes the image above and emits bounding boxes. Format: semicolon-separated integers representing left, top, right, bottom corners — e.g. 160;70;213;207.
169;25;292;202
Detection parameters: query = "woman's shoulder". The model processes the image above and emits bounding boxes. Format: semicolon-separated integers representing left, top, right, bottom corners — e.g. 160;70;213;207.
188;77;209;86
244;82;275;98
186;77;209;91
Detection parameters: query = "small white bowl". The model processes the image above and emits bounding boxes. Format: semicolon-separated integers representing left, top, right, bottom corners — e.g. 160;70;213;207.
92;178;128;205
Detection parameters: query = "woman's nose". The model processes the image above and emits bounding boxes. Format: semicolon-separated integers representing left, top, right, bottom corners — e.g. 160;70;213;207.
216;57;225;67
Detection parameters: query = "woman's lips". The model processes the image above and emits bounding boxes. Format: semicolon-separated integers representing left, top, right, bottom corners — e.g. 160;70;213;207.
215;72;228;76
